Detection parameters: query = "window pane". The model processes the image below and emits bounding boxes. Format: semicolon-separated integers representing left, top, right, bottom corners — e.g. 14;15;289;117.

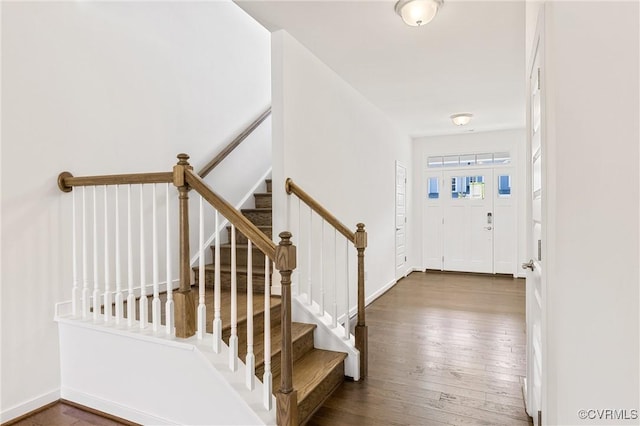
427;156;443;168
494;152;511;164
498;175;512;197
476;153;493;165
470;181;485;199
459;154;476;166
451;176;485;199
451;177;461;198
443;155;459;167
427;177;439;199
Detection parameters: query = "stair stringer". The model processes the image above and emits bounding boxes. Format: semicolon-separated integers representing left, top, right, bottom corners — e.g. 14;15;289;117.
57;317;276;425
291;295;360;381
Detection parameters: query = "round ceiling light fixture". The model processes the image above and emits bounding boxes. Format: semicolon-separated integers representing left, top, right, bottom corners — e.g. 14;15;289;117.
450;113;473;126
394;0;444;27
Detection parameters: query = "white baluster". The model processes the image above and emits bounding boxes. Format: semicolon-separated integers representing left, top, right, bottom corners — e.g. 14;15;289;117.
246;240;255;390
307;207;312;306
212;211;222;353
71;189;79;317
263;258;272;410
165;183;174;335
103;186;111;323
197;195;206;339
295;197;301;296
115;185;123;324
152;184;161;332
332;229;338;328
139;185;148;329
82;187;89;319
344;239;350;340
319;219;325;316
229;225;238;371
127;185;135;327
92;186;100;321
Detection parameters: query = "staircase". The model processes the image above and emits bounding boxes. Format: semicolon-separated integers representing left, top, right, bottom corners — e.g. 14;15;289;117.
194;179;347;425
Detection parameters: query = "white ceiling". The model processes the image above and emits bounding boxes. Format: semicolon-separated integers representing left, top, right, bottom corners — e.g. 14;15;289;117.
236;0;526;138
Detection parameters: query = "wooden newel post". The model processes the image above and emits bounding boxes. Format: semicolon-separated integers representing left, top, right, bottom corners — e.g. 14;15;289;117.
354;223;368;379
173;153;196;338
275;231;298;426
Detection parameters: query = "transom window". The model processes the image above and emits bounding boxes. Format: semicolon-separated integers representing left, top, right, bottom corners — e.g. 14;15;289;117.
428;152;511;168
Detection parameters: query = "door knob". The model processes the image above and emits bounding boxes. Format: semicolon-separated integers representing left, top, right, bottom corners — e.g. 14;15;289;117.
484;226;492;230
522;259;535;271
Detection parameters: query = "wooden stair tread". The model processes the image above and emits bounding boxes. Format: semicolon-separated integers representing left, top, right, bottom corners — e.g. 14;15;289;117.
218;242;267;250
212;290;280;334
195;264;267;276
227;225;272;230
273;348;347;403
240;322;316;366
241;208;272;213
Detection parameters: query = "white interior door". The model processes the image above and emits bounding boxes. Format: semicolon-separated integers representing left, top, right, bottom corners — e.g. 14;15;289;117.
443;169;494;273
395;162;407;277
525;21;544;425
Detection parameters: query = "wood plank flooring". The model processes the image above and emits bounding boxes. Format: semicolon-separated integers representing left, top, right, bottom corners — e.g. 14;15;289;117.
309;271;532;426
6;401;136;426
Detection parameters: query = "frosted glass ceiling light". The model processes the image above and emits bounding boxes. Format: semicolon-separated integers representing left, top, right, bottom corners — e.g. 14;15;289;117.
450;113;473;126
395;0;443;27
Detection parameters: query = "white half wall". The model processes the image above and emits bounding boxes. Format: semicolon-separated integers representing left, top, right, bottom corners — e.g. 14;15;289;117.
57;320;273;425
1;1;270;421
539;2;639;424
271;30;413;312
412;129;526;276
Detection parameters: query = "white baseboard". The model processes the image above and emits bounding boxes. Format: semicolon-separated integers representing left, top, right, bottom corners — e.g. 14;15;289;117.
336;278;399;324
0;389;60;424
366;278;397;306
61;387;174;426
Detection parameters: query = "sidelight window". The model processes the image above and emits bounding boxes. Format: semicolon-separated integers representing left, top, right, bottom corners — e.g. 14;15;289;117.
498;175;512;197
427;177;439;199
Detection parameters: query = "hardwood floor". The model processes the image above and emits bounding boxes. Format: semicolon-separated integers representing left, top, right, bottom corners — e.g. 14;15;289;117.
309;271;532;426
6;401;136;426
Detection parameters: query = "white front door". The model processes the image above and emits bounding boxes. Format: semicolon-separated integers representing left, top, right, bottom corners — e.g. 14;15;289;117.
443;169;494;273
525;16;545;425
395;162;407;278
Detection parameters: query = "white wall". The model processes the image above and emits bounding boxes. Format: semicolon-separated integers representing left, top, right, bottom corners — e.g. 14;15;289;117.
1;1;270;421
271;30;413;311
412;129;527;275
539;2;639;424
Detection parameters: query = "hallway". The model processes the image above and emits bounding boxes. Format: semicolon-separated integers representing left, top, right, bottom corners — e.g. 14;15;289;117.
310;271;531;425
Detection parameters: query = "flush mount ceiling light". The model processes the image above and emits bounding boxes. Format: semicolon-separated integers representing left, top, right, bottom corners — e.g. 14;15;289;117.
450;113;473;126
394;0;444;27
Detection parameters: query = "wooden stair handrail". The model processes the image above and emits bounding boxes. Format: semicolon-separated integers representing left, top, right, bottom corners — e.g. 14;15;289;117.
285;178;355;243
284;177;368;379
198;107;272;178
57;172;174;192
185;168;276;261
